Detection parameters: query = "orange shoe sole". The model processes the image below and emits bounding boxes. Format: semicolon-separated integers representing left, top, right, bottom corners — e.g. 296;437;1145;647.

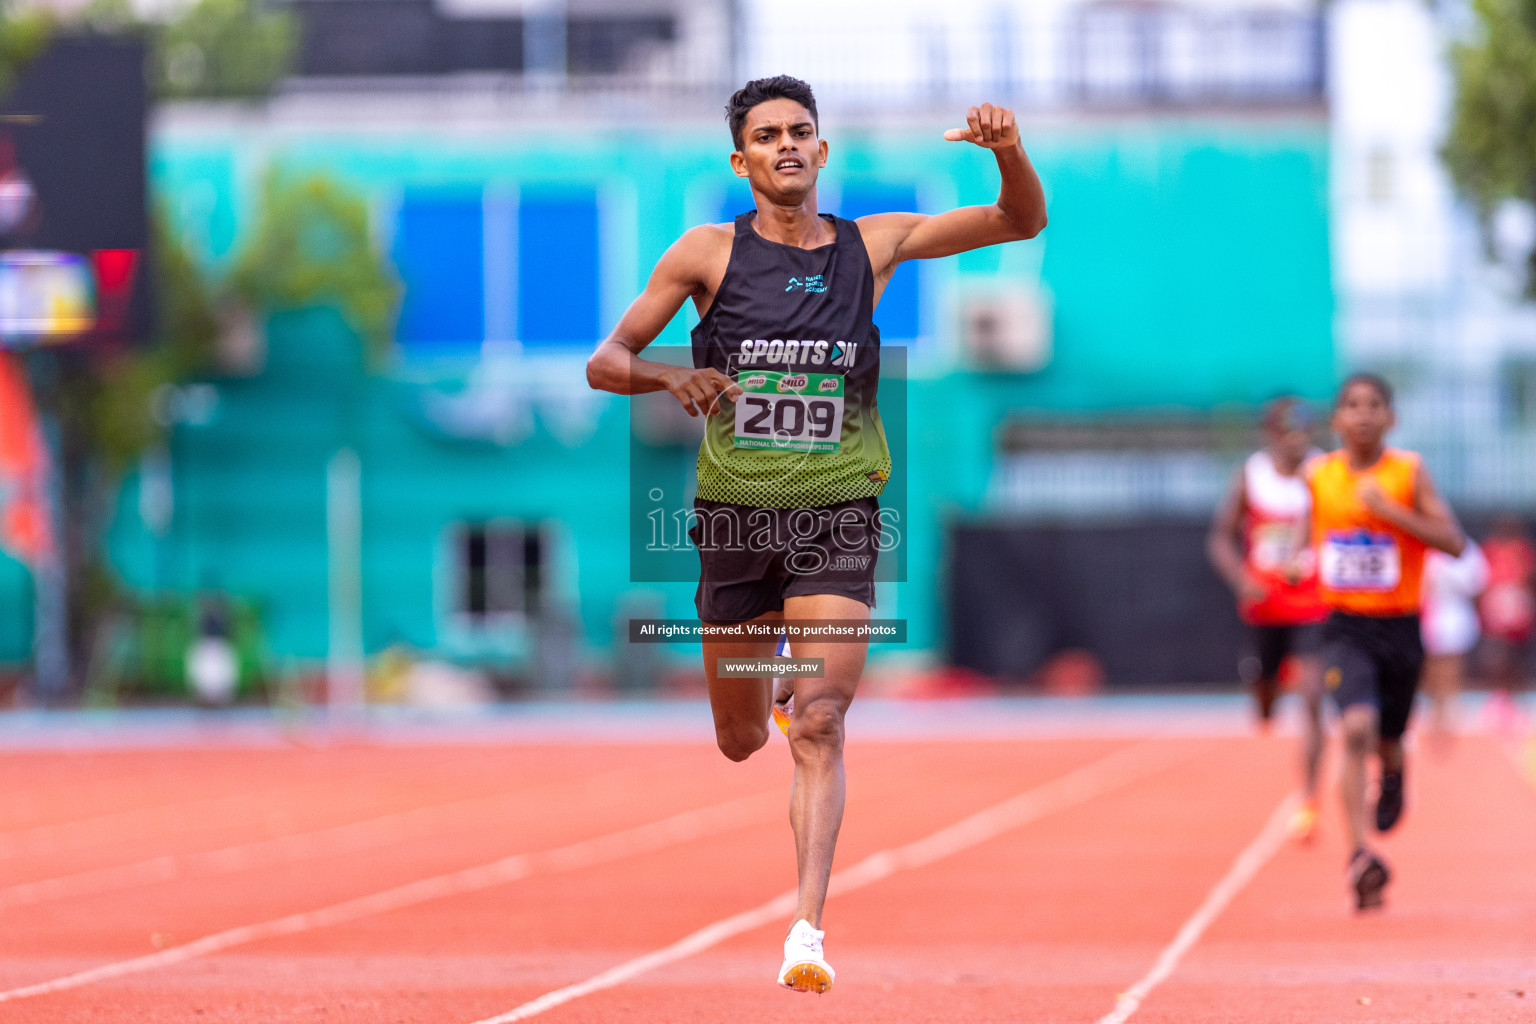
779;962;832;994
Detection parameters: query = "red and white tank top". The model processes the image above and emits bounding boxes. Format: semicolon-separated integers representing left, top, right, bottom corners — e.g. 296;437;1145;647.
1242;449;1327;625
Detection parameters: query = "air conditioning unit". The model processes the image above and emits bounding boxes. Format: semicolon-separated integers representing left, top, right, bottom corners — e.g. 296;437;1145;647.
958;286;1052;373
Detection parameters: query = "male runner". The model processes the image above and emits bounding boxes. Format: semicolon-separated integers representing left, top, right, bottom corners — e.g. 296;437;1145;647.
586;76;1046;991
1304;374;1464;910
1207;397;1328;841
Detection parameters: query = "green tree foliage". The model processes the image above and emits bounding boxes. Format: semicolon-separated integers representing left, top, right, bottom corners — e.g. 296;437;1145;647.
156;0;296;100
51;171;396;694
0;2;52;95
76;0;295;100
230;170;400;359
65;213;221;473
1443;0;1536;296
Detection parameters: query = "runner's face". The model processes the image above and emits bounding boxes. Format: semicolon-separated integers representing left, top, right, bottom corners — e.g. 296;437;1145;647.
1332;383;1393;451
1275;428;1312;466
730;99;826;203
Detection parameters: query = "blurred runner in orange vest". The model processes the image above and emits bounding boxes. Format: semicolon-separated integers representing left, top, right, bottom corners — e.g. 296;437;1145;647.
1305;373;1464;911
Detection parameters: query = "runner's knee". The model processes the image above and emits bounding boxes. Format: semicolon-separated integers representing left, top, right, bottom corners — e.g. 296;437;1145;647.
788;699;845;753
715;720;768;762
1341;707;1377;756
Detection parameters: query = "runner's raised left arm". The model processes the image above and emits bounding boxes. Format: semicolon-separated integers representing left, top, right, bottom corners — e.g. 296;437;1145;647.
856;103;1047;277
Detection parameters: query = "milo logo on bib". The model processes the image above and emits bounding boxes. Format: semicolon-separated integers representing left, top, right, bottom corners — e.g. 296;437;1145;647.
777;374;808;393
733;371;844;454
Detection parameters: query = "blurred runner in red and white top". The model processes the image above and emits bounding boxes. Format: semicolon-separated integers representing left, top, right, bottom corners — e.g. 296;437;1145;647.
1478;515;1536;732
1208;397;1328;840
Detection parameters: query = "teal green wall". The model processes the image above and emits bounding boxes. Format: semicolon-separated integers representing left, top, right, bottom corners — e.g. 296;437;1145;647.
0;552;31;663
112;116;1332;669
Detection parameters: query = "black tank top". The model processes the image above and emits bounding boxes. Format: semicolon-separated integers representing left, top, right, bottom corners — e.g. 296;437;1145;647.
690;211;891;508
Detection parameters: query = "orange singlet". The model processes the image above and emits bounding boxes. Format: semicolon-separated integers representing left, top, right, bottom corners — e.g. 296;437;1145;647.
1306;448;1426;617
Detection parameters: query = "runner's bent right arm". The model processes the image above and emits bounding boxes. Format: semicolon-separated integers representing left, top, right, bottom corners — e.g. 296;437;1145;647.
1208;470;1266;603
585;225;742;416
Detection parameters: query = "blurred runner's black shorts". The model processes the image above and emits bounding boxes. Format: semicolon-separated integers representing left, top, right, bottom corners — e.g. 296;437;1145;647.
1320;611;1424;740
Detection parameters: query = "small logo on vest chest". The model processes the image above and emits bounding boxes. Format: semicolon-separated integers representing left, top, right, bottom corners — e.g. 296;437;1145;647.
785;274;827;294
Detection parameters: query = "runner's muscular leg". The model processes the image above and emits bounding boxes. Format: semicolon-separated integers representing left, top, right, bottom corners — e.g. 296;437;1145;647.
1339;703;1378;851
704;610;783;762
1294;653;1325;800
781;592;869;928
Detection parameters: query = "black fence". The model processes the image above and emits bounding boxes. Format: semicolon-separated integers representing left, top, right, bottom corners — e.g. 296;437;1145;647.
947;517;1246;688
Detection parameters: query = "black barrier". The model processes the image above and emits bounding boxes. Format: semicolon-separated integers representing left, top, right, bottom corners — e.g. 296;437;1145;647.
946;518;1246;687
0;35;151;346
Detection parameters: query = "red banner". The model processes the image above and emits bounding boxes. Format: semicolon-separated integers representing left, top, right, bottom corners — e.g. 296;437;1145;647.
0;352;51;566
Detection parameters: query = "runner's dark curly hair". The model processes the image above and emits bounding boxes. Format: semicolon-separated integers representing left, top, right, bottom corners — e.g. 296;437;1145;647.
1335;372;1394;408
726;76;818;151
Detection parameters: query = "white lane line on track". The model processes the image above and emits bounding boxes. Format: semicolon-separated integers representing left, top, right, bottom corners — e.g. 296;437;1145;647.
0;789;780;1005
0;777;375;860
1095;792;1297;1024
0;768;645;912
465;739;1189;1024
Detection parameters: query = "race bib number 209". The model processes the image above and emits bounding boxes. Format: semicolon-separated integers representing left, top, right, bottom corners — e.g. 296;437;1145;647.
733;371;844;453
1320;530;1400;592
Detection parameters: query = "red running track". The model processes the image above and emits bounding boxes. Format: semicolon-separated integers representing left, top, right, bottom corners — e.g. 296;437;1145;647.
0;715;1530;1022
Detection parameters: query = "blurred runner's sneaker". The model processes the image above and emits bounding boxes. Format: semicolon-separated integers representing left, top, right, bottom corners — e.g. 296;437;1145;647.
1287;797;1319;843
777;919;833;993
1347;848;1390;911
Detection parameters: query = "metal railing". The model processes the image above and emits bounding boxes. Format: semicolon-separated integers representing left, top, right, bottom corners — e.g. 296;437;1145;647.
278;6;1326;112
748;8;1326;111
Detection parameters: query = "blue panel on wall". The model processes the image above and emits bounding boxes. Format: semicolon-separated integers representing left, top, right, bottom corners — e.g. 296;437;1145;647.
840;184;920;340
393;193;485;349
519;188;600;345
717;180;755;226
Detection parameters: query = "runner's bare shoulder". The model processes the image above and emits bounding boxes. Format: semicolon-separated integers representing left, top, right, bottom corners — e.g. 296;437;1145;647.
663;222;735;292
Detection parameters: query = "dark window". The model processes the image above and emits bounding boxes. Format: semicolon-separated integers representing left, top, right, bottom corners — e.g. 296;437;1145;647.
440;18;523;72
291;0;524;76
567;17;674;75
293;0;443;76
291;4;674;78
457;522;545;622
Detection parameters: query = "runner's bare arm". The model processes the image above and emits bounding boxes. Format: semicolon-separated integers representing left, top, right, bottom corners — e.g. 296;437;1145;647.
1358;468;1466;556
585;226;742;416
855;103;1047;280
1280;467;1319;583
1207;470;1264;600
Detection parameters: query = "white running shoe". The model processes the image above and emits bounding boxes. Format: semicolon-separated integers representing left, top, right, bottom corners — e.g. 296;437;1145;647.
777;919;834;993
